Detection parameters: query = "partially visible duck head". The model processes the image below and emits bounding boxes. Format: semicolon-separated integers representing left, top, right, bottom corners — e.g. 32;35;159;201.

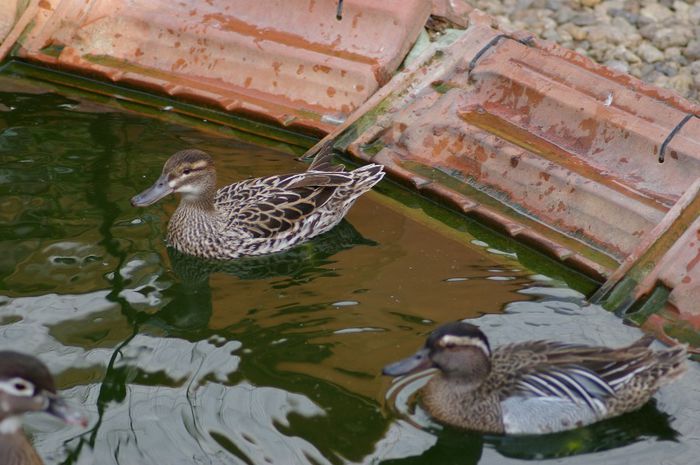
382;321;492;381
131;149;217;207
0;351;87;431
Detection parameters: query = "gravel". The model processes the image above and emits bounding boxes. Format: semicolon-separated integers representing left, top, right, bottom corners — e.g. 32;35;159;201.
464;0;700;101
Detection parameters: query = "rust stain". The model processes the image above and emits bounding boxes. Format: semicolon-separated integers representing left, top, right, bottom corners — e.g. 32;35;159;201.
326;86;336;97
296;64;304;75
201;13;379;66
432;135;449;158
272;61;281;75
134;48;144;57
172;58;187;71
244;76;252;87
313;64;331;74
352;12;362;29
38;0;51;9
575;117;598;154
686;230;700;272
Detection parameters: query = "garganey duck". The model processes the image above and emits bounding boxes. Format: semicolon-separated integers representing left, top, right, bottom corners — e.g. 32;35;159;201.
131;144;384;260
0;351;86;465
383;322;687;434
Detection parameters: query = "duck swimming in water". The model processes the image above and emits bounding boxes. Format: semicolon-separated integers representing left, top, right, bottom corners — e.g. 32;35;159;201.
131;143;384;260
383;321;687;434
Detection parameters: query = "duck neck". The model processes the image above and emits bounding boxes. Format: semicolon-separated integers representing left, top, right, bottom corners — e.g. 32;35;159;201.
178;187;217;212
168;190;223;247
0;419;43;465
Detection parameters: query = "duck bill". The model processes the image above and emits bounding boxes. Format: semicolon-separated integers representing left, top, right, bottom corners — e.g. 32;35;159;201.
47;395;88;428
382;348;434;377
131;174;172;207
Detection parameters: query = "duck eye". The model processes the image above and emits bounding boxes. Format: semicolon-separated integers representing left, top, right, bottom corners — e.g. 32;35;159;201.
183;169;191;175
444;342;456;349
0;378;34;397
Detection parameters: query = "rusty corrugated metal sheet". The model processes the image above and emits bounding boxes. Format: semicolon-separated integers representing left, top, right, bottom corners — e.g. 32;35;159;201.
4;0;431;134
342;15;700;262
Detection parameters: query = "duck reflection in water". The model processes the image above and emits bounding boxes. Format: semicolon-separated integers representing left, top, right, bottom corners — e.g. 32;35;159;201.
150;220;376;332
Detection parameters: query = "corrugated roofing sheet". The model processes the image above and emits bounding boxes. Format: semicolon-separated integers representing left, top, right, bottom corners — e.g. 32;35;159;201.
7;0;431;134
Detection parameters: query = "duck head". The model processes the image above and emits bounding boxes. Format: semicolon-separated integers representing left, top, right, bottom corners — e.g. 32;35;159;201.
131;149;217;207
382;321;492;381
0;351;86;431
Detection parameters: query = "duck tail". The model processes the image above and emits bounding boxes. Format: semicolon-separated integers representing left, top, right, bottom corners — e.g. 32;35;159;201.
652;344;688;388
307;140;345;172
350;164;385;192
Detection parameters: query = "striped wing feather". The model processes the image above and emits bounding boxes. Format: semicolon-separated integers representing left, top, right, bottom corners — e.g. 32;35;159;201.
502;337;656;412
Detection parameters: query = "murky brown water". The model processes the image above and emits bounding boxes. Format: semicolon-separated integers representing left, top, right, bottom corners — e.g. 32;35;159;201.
0;70;697;465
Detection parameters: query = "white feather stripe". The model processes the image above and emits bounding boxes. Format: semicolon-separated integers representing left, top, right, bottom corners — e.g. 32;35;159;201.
536;373;579;401
517;379;550;397
598;362;636;378
548;370;601;410
439;335;491;356
608;364;650;386
564;367;617;395
518;372;608;416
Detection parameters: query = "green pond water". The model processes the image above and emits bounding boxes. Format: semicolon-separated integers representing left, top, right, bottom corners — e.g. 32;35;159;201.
0;71;698;465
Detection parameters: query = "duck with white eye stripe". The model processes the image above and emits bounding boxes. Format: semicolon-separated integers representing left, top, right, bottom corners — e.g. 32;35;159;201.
382;321;688;434
0;351;86;465
130;143;384;260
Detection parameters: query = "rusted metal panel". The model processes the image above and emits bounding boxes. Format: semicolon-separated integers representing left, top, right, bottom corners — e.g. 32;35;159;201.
7;0;431;134
315;10;700;266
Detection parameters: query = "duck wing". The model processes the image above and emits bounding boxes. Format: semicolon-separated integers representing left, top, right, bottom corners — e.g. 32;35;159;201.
498;337;658;411
216;171;354;238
